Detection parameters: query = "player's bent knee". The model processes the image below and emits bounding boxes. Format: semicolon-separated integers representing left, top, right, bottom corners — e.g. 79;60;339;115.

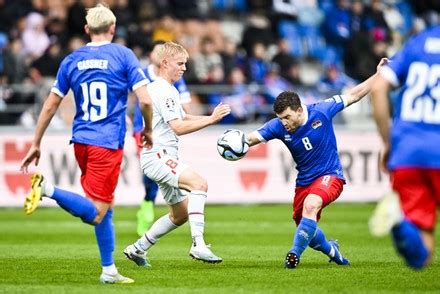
189;179;208;192
302;201;321;217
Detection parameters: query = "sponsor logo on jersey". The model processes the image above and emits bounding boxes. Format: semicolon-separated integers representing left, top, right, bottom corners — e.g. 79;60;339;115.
284;134;292;141
312;120;322;129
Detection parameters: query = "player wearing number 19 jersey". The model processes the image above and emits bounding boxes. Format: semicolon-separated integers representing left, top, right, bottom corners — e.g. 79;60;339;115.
371;25;440;269
20;4;153;284
246;58;387;269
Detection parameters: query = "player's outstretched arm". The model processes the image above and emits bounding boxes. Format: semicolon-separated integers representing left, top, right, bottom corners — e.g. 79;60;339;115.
20;92;62;173
344;58;389;107
169;103;231;135
370;71;393;172
246;132;262;147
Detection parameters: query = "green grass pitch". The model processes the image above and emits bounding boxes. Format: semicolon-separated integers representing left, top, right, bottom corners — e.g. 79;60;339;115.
1;203;439;293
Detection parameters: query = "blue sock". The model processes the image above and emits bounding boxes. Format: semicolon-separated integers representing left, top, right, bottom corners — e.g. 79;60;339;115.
143;175;158;202
391;219;429;269
291;217;317;257
52;187;97;224
95;209;115;267
308;227;332;255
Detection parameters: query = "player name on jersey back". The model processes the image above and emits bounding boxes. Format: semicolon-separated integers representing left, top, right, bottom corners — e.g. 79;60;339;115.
77;59;109;70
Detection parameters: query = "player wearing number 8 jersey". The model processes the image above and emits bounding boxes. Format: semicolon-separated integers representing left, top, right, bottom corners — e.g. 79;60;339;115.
19;4;153;284
371;25;440;269
246;59;388;269
123;42;231;266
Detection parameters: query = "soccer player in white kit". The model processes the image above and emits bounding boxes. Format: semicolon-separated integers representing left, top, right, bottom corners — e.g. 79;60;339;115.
124;42;231;265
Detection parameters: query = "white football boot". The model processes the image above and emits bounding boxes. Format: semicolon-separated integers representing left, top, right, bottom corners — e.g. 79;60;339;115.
369;191;403;237
99;272;134;284
189;244;223;263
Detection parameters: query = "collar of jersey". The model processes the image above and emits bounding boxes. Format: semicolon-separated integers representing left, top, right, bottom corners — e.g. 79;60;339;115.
86;41;111;46
301;104;308;126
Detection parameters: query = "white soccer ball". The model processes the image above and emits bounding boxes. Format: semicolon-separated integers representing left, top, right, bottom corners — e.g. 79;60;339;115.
217;129;249;161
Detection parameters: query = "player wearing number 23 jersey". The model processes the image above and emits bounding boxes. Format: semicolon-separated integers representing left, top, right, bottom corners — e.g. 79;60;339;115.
246;58;386;269
371;25;440;269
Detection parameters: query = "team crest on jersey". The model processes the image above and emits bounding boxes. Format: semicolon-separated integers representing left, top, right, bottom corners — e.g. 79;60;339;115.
165;97;175;110
312;120;322;129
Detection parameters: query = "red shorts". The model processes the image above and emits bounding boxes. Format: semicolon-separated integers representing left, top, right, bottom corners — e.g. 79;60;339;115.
392;168;440;230
74;143;123;203
293;175;344;225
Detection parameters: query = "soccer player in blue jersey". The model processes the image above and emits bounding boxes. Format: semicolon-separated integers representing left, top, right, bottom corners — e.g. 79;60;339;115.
19;4;153;283
246;58;388;269
370;25;440;269
132;40;193;236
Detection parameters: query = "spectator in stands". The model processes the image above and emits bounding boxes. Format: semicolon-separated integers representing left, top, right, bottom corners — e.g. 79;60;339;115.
322;0;351;65
220;38;242;79
272;38;301;85
263;63;293;105
246;41;269;84
29;42;64;82
21;12;50;60
317;64;355;94
208;66;256;123
241;12;275;57
193;35;224;84
152;14;178;42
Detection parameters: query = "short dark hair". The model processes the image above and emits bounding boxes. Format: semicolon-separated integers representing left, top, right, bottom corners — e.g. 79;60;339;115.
273;91;301;114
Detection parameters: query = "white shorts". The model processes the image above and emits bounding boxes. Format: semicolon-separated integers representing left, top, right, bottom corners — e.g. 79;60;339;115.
140;149;188;205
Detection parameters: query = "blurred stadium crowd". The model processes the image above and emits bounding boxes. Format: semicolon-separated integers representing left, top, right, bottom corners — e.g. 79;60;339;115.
0;0;439;127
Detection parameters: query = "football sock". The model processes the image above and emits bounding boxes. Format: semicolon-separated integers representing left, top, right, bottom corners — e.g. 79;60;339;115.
102;264;117;275
188;190;207;247
42;179;54;197
51;187;97;224
291;217;317;257
391;219;429;269
136;214;179;251
143;175;159;202
308;227;332;256
95;209;115;267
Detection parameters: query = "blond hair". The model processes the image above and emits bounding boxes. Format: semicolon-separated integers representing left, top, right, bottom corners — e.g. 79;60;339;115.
86;3;116;34
156;42;189;63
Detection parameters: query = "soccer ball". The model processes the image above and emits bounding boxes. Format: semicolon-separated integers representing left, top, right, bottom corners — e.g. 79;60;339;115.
217;129;249;161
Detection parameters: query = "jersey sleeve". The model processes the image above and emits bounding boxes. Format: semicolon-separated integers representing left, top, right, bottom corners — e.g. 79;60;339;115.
51;58;70;98
174;78;191;104
380;38;414;87
125;48;149;91
316;95;347;119
255;118;280;142
155;87;182;123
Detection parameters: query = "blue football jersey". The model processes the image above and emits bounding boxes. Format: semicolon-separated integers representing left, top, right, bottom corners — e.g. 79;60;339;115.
52;42;148;149
380;25;440;169
256;96;347;186
132;64;190;133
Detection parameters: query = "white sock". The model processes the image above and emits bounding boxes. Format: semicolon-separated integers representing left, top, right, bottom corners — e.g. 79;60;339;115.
102;264;117;275
42;178;54;197
188;191;207;247
136;214;179;251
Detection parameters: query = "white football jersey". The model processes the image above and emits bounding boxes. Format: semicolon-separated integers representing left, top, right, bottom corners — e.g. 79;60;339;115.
144;77;185;156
